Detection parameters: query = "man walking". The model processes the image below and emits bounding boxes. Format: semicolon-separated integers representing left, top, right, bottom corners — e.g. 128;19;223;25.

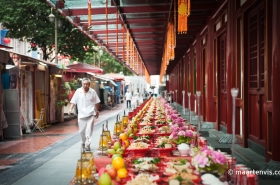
125;90;132;109
68;78;100;151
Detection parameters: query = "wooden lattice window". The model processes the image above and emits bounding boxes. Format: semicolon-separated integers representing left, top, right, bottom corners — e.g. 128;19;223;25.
248;8;265;90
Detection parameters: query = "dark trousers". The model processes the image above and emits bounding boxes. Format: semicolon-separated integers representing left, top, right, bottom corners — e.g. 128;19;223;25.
126;100;131;108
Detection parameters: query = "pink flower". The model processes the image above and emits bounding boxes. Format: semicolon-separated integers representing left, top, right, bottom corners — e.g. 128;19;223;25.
169;132;178;140
185;130;194;138
170;114;178;120
177;117;185;123
170;125;179;132
178;130;186;136
192;154;210;168
177;121;185;127
180;126;187;130
211;151;227;165
200;146;213;155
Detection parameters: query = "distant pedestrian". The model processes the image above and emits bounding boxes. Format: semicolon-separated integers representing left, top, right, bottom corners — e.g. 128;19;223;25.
134;89;140;106
68;78;100;151
153;87;158;97
139;93;143;104
125;90;132;108
143;88;148;100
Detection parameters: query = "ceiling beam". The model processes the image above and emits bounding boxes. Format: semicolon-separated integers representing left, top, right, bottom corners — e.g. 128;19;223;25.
65;5;170;16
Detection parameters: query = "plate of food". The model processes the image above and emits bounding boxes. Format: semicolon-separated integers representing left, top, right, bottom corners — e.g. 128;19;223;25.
137;125;156;135
130;158;161;172
126;142;150;157
139;120;154;126
132;135;151;143
155;119;167;126
125;173;160;185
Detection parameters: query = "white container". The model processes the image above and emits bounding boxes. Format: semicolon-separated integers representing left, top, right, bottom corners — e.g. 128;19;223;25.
177;143;190;156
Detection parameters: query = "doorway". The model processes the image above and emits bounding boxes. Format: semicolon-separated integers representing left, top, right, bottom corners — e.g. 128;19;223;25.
245;2;266;146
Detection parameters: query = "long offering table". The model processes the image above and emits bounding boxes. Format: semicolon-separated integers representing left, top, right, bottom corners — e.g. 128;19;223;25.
71;97;253;185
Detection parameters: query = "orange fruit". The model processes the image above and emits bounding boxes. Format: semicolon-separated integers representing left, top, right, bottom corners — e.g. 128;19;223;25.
112;157;125;170
117;168;128;178
119;133;128;141
123;140;130;147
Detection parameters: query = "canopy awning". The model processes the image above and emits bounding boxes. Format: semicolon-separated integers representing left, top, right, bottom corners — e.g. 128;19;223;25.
87;72;112;82
0;44;13;49
88;72;118;87
109;80;118;87
101;73;124;81
0;49;57;67
66;63;103;74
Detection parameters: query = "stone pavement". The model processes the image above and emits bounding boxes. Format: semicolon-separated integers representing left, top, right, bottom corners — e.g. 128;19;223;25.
0;102;127;185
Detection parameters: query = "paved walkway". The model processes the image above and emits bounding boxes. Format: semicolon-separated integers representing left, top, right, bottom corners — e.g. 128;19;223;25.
0;103;128;185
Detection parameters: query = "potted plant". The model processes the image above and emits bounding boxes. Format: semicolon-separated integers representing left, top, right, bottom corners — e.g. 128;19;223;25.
67;80;78;100
56;99;69;109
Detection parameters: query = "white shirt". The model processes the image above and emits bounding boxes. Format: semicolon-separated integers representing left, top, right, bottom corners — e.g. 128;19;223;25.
153;87;158;94
70;87;100;118
134;91;139;100
125;92;132;101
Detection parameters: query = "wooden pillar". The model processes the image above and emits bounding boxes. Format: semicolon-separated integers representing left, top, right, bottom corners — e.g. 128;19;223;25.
206;17;215;122
271;0;280;161
189;47;194;112
225;0;235;134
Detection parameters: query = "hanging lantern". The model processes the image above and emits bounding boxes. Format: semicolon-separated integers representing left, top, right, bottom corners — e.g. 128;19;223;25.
98;124;108;150
114;114;122;136
105;0;108;45
3;37;11;45
122;110;129;129
178;0;190;34
103;121;112;141
88;0;92;29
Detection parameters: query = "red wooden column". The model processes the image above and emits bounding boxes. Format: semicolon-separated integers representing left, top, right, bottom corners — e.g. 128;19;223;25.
206;17;214;122
189;47;194;112
271;0;280;161
225;0;236;134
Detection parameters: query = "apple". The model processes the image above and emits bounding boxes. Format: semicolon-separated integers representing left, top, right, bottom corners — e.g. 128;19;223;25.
127;128;133;135
115;176;121;182
111;180;119;185
113;141;121;150
116;148;124;155
98;172;112;185
98;167;106;177
107;149;116;154
105;166;117;179
112;154;123;160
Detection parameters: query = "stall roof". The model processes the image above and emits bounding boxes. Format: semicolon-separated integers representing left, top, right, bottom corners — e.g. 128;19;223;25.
87;72;112;81
109;80;118;87
101;73;124;81
0;44;13;49
0;49;57;66
87;72;118;86
66;63;103;74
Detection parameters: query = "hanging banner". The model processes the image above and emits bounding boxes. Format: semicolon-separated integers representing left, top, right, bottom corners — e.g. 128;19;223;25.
88;0;91;29
178;0;190;34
